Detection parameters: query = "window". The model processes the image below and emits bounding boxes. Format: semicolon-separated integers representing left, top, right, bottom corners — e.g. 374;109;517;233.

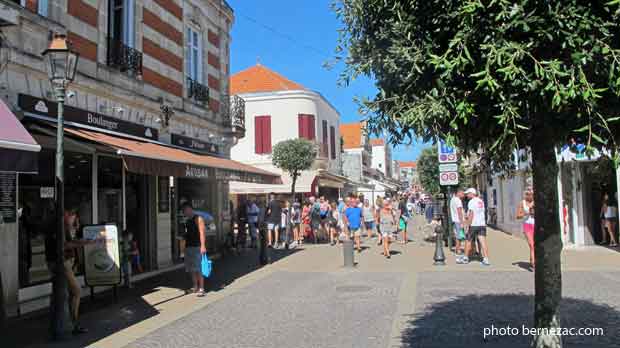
322;120;328;144
298;114;315;140
37;0;48;16
109;0;135;48
330;126;336;159
255;116;272;154
186;27;203;83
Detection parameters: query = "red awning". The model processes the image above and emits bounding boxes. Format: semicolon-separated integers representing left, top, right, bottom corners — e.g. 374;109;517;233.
63;127;280;184
0;98;40;173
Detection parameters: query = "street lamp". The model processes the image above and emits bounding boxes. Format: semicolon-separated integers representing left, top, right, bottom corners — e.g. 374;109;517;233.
42;33;79;340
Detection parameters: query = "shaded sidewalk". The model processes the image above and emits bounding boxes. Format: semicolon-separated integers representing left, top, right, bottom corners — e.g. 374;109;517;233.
2;247;300;348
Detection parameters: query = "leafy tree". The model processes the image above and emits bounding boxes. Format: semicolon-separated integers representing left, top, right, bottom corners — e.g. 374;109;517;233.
334;1;620;347
272;139;317;244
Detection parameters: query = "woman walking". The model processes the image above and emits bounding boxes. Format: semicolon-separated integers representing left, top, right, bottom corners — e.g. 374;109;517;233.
378;200;397;259
301;200;311;245
329;201;341;246
375;196;384;246
362;199;376;239
601;193;618;247
291;198;302;247
516;189;535;269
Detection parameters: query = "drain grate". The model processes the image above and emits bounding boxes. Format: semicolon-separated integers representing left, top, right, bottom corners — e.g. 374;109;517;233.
336;285;373;293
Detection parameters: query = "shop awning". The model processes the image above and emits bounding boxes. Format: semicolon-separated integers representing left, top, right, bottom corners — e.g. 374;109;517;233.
0;99;40;173
63;127;280;184
229;170;317;194
317;170;348;189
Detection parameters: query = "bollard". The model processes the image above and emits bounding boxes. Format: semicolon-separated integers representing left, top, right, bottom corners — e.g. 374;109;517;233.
433;223;446;265
258;223;270;265
342;239;355;267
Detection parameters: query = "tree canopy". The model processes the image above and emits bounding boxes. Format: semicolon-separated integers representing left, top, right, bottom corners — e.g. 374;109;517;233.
272;138;317;180
334;0;620;169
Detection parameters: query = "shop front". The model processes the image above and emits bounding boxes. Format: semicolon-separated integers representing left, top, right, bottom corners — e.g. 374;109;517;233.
11;94;280;316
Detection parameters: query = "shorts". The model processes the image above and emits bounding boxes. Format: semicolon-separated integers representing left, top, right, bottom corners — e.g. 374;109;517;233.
267;223;279;230
364;221;375;230
468;226;487;241
523;223;535;241
349;228;361;237
454;223;466;241
381;229;395;238
184;247;201;273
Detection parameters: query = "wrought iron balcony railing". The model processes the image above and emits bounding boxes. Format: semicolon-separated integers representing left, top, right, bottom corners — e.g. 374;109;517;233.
107;37;143;75
230;95;245;130
187;77;209;103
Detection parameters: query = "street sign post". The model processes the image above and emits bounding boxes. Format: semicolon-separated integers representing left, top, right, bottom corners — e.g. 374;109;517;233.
439;163;458;172
438;140;458;163
439;171;459;186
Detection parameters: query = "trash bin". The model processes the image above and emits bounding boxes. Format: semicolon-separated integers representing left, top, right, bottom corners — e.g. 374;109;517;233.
343;239;354;267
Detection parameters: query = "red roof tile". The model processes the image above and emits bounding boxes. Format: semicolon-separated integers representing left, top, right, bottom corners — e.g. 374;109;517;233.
230;64;305;94
340;123;363;149
369;138;385;146
398;161;417;168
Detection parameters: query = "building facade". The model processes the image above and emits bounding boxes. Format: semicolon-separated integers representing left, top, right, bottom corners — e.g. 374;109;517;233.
370;138;393;179
0;0;278;317
229;64;346;200
397;161;418;190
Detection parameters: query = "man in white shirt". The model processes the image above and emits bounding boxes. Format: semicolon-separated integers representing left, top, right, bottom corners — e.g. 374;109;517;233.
449;190;465;260
459;188;490;266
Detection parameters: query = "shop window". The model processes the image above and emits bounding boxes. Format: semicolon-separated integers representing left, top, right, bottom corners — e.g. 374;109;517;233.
98;156;123;227
18;150;92;288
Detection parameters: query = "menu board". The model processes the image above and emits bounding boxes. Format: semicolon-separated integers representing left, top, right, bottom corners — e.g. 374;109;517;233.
82;224;121;286
0;172;17;223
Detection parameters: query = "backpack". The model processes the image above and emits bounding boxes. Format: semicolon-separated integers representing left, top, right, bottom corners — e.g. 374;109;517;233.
311;203;321;220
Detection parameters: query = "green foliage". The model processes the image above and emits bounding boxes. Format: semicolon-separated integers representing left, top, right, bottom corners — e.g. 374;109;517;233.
333;0;620;169
417;147;471;194
272;138;317;180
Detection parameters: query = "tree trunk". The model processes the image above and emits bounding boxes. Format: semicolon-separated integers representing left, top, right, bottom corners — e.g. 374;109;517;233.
287;173;298;248
531;125;563;348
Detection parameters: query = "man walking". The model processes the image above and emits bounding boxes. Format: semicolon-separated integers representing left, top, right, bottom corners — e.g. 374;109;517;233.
182;202;208;297
343;196;364;253
450;190;466;259
247;199;259;248
459;188;490;266
266;194;282;248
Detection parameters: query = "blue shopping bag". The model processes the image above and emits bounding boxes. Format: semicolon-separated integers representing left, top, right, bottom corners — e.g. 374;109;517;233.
201;254;212;278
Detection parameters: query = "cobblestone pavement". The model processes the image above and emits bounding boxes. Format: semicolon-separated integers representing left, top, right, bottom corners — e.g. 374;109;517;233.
125;271;405;348
406;271;620;348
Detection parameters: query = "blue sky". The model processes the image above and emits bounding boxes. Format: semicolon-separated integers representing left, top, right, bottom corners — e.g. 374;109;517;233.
227;0;426;161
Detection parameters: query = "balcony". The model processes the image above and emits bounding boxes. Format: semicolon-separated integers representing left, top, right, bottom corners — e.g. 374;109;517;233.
187;77;209;103
222;95;246;138
107;37;143;76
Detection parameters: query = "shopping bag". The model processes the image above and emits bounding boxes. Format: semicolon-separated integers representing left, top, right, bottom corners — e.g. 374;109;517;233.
201;254;212;278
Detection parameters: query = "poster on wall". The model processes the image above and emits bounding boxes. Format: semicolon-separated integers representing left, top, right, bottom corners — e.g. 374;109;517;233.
0;172;17;223
82;224;121;287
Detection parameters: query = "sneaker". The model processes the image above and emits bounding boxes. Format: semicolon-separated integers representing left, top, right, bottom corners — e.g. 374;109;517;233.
197;288;205;297
481;258;491;266
457;256;470;264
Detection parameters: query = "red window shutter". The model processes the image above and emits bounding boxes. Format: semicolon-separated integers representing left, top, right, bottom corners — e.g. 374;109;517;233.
308;115;315;140
255;116;263;154
298;114;306;139
330;126;336;159
263;116;272;153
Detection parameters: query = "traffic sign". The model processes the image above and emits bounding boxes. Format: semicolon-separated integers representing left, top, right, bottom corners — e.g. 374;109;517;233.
439;163;458;172
438;140;458;163
439;171;459;186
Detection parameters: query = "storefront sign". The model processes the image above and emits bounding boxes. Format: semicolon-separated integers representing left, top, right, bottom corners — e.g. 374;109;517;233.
215;169;264;183
185;165;211;179
0;172;16;223
171;134;219;155
19;94;159;141
83;224;121;287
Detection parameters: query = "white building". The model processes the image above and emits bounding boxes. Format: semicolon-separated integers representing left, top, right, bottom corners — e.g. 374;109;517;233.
229;64;346;199
370;138;394;178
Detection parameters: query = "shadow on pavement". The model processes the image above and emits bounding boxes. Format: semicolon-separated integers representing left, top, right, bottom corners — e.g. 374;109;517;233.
511;261;534;272
3;247;302;348
400;294;619;348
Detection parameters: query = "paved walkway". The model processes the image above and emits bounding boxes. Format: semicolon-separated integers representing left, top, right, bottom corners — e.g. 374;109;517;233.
5;215;620;348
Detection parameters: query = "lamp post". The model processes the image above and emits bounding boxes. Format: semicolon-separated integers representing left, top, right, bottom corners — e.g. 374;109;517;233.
42;33;79;340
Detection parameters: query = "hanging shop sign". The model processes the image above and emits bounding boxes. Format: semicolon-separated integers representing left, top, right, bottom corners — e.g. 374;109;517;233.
171;133;219;155
82;224;121;287
0;172;16;223
185;165;211;179
18;94;159;141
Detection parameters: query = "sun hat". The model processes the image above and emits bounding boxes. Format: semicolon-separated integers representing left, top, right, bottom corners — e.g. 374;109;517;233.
465;188;478;195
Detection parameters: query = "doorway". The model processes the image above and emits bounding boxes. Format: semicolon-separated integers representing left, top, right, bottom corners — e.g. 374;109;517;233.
126;173;155;271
